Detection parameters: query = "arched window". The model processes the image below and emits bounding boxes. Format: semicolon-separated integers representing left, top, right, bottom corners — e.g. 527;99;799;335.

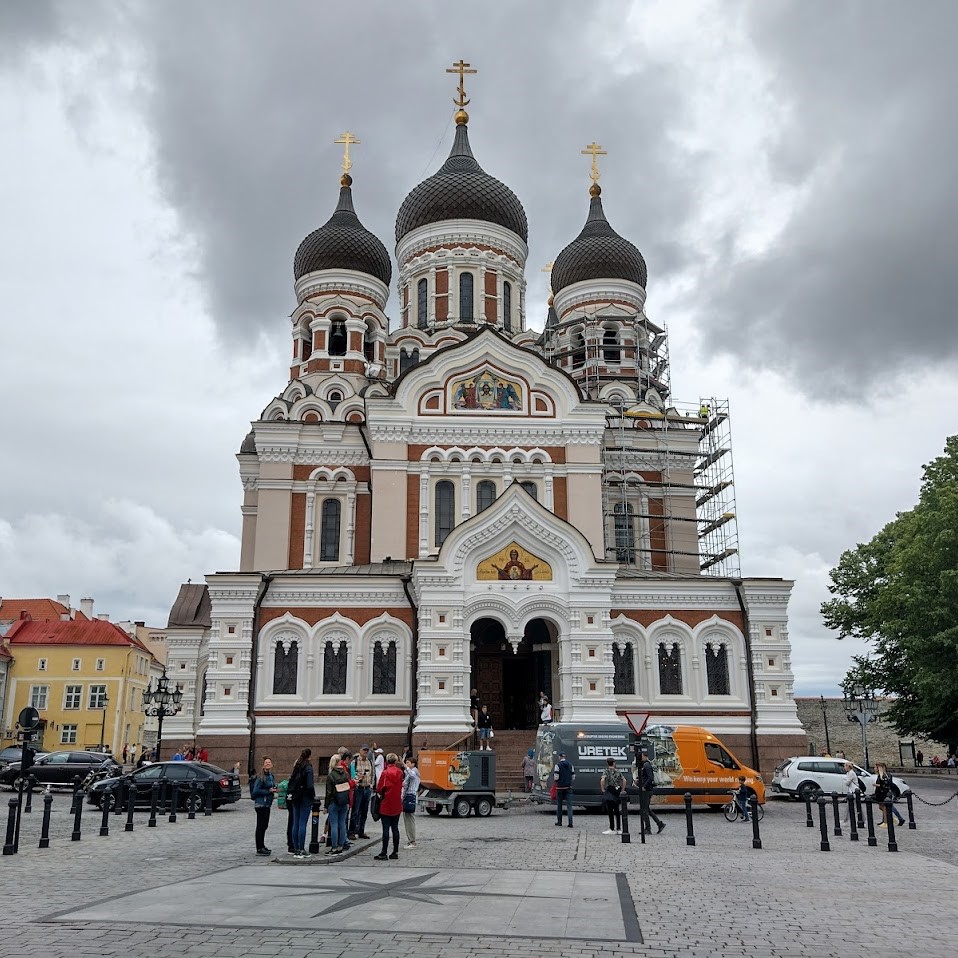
503;281;512;332
320;499;341;562
399;347;420;374
322;640;348;694
417;279;428;328
301;333;312;361
603;327;619;363
372;639;398;694
435;480;455;547
658;642;683;695
519;481;538;501
705;641;731;695
329;319;347;356
476;480;496;513
459;272;474;323
364;331;375;362
572;331;585;368
272;641;298;695
327;390;343;409
613;642;636;695
614;502;635;562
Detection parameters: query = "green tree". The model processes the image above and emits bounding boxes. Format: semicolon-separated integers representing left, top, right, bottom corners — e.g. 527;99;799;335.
822;436;958;744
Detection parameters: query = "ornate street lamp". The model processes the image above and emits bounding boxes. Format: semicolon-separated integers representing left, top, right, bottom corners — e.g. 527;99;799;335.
819;694;831;755
843;684;879;772
98;690;110;752
142;668;183;762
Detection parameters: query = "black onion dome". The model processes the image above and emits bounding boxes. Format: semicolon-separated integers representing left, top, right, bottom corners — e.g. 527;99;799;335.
396;122;527;242
294;179;392;285
551;189;647;293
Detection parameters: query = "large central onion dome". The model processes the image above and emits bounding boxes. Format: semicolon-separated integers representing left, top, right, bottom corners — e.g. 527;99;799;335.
396;120;527;243
551;185;646;293
294;175;392;285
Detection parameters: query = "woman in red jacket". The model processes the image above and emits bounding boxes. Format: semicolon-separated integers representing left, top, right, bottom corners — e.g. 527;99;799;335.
374;753;404;861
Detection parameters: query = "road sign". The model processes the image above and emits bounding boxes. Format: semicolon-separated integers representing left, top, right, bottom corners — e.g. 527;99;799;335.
17;706;40;731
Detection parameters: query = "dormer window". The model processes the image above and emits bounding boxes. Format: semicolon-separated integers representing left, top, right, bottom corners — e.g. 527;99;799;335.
328;390;343;410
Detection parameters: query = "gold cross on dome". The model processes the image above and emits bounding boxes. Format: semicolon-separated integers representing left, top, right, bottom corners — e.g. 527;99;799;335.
334;130;361;176
447;59;477;109
581;141;608;185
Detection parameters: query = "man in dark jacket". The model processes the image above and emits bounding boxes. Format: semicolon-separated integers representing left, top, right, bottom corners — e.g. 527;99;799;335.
554;752;575;827
638;749;665;835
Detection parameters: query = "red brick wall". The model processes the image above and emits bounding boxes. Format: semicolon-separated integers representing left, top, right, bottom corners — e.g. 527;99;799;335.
288;493;305;569
406;474;420;559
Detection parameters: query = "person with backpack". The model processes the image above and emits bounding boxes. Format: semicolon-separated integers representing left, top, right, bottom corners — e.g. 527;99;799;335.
250;756;277;856
638;748;665;835
553;751;575;827
600;756;624;834
288;748;315;858
325;754;351;855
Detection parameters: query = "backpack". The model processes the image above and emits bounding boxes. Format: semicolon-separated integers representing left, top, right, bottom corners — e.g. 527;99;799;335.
605;767;624;797
276;779;289;810
288;766;304;802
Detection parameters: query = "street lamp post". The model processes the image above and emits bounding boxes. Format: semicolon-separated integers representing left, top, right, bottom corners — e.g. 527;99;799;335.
819;695;832;755
98;691;110;752
142;668;183;762
843;685;879;772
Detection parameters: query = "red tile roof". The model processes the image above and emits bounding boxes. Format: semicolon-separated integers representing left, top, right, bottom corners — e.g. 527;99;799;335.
6;616;153;654
0;599;87;623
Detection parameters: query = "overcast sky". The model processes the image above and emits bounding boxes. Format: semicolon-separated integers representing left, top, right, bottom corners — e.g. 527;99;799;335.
2;0;956;694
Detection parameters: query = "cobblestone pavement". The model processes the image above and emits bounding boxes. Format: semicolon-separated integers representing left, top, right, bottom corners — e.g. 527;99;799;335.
1;779;956;958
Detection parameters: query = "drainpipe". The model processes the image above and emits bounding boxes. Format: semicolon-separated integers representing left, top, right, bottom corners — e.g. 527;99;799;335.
246;573;274;777
732;579;761;773
401;573;419;750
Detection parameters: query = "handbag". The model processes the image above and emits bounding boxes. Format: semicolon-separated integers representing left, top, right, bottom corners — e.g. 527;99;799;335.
370;791;382;822
402;792;417;813
549;781;558;800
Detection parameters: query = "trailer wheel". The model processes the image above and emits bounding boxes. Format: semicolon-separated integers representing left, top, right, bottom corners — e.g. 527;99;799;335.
452;797;471;818
474;797;493;817
426;807;442;816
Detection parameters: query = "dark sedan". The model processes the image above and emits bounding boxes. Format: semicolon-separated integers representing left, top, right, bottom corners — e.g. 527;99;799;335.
87;761;242;812
0;746;48;771
0;750;116;789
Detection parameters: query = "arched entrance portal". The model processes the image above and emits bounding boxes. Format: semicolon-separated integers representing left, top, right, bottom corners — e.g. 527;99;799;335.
470;617;557;730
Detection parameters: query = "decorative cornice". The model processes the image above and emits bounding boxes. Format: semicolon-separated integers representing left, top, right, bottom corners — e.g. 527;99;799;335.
367;423;604;445
396;220;528;272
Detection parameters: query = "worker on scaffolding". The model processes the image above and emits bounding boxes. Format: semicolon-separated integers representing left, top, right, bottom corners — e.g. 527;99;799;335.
699;402;711;420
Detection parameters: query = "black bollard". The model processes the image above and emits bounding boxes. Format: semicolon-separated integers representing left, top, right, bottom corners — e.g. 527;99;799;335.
99;788;112;837
830;792;842;836
125;785;136;832
71;787;83;841
13;776;25;853
684;792;695;847
3;798;17;855
847;796;859;842
804;793;814;827
114;778;124;816
749;796;762;850
864;796;877;847
38;789;53;848
309;800;321;854
817;797;830;851
25;775;35;814
70;775;82;815
884;798;898;852
169;782;178;823
204;781;213;816
905;792;916;830
855;790;864;829
148;782;159;827
619;794;631;844
187;780;197;820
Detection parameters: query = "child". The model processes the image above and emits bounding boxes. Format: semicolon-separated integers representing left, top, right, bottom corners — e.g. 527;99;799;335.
735;776;751;821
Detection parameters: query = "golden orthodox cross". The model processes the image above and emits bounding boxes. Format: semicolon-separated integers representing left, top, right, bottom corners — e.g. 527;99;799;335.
581;141;607;186
447;59;477;108
334;130;361;176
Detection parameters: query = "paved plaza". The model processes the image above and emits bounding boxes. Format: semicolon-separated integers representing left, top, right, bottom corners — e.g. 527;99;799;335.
2;778;956;957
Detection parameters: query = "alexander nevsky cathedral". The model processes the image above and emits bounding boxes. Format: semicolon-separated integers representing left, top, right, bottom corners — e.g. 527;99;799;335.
162;63;805;775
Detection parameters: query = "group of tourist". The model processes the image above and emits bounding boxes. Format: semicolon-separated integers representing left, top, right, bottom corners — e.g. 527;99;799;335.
842;760;906;827
249;743;421;862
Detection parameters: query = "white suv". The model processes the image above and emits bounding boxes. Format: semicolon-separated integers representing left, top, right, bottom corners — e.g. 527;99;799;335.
772;757;912;802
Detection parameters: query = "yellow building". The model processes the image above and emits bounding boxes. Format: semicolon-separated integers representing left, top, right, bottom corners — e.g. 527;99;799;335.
1;612;159;756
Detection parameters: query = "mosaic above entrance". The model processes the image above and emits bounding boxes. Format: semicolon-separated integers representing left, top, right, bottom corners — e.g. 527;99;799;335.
477;543;553;581
450;367;523;412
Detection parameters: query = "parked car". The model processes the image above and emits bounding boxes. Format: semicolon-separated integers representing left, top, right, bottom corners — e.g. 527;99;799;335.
86;761;242;812
772;757;913;802
0;746;48;771
0;750;117;789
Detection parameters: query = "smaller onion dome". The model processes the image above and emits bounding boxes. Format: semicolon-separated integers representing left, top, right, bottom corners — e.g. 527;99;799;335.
294;175;392;285
551;186;647;294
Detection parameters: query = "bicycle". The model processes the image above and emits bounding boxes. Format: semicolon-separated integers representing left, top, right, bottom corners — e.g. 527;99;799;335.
722;790;764;822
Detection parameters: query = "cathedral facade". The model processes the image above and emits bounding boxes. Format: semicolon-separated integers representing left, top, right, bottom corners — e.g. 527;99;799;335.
164;75;805;775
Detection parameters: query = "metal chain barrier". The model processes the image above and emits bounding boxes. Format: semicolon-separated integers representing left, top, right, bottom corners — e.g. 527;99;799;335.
912;789;958;807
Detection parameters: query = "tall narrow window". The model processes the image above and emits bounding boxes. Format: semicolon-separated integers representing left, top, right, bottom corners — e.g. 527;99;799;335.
459;272;474;322
503;281;512;332
320;498;341;562
519;481;538;501
417;279;428;328
329;319;347;356
603;327;619;362
705;641;731;695
572;332;585;368
272;641;299;694
399;347;420;374
613;642;636;695
301;333;312;361
435;480;455;547
363;331;375;362
322;640;348;694
476;480;496;513
614;502;635;562
658;642;683;695
372;639;398;694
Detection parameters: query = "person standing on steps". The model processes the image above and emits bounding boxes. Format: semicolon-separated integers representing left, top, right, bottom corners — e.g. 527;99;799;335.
374;753;404;861
250;756;277;856
477;705;494;750
554;751;575;827
638;748;665;835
